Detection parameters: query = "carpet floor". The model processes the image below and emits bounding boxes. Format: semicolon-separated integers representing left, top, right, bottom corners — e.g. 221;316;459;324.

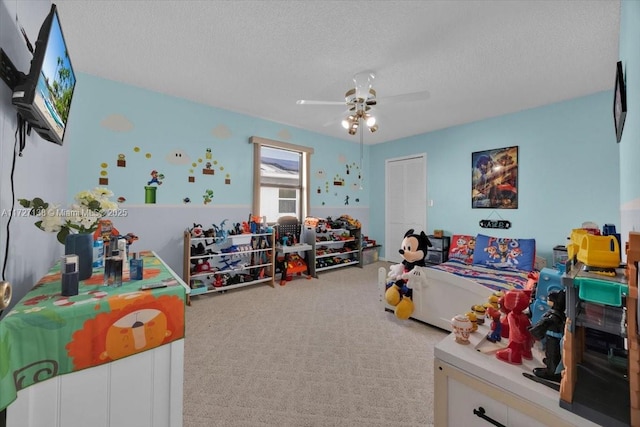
183;261;448;427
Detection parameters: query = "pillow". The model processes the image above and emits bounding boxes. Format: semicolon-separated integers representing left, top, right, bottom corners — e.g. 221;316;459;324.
472;234;536;272
448;234;477;264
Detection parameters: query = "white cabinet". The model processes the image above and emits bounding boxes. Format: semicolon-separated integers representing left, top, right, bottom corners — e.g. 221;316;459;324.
302;226;361;277
434;325;600;427
183;230;275;298
7;338;183;427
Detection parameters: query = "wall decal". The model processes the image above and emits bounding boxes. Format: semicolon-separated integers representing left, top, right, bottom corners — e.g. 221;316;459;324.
100;114;134;132
277;129;292;140
211;124;231;139
202;189;214;205
117;154;126;167
165;149;191;165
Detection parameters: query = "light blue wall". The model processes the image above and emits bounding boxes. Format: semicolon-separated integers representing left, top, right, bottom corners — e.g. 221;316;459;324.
0;0;69;314
0;0;630;313
68;74;368;208
65;74;370;275
619;0;640;241
370;91;620;265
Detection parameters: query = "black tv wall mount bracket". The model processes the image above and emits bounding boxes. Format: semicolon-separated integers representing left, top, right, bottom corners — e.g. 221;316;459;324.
0;48;24;90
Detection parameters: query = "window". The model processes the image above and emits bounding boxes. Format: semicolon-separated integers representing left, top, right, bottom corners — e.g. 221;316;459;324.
250;137;313;224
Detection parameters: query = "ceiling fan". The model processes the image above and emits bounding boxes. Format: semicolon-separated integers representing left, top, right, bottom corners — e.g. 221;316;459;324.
296;70;430;135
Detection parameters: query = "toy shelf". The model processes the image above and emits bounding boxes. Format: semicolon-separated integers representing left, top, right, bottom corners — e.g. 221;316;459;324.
183;230;275;299
302;226;362;277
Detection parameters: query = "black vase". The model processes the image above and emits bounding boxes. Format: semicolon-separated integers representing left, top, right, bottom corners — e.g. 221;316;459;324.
65;233;94;281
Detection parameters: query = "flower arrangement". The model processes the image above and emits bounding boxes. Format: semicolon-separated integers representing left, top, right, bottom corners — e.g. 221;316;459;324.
19;187;119;244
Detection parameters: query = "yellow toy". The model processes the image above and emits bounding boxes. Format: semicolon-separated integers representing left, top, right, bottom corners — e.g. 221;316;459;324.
465;311;478;331
471;304;486;325
395;296;415;320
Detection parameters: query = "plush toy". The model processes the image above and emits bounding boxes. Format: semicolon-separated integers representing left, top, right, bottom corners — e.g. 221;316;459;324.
385;229;432;320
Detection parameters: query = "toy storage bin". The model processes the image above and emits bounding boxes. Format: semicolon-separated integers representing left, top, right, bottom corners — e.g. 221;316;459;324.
362;245;380;265
553;245;568;267
573;277;628;307
578;301;625;332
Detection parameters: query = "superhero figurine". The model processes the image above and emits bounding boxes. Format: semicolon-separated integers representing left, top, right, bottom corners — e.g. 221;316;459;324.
528;289;566;382
495;290;533;365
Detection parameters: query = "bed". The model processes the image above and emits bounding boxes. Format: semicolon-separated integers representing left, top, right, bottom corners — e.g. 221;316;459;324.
378;233;536;331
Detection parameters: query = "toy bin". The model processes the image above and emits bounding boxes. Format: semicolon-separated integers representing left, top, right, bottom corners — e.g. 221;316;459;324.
573;277;628;307
362;246;380;265
552;245;568;267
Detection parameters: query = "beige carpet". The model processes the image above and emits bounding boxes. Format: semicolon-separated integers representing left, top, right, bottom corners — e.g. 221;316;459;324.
183;261;448;427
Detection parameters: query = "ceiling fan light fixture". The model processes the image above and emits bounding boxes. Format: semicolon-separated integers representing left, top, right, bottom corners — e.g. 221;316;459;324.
369;124;378;133
365;115;376;127
341;119;350;129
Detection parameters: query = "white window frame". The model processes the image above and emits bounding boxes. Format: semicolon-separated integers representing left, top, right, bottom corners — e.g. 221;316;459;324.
250;136;313;223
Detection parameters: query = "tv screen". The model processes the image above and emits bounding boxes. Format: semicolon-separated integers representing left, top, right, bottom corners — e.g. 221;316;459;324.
11;4;76;146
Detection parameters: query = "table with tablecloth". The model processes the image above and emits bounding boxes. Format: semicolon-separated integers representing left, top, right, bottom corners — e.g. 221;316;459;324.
0;250;187;411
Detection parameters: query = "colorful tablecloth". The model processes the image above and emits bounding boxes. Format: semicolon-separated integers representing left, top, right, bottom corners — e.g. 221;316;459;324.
0;251;187;411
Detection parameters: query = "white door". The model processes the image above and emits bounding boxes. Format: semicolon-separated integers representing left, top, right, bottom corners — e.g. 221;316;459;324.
385;154;427;263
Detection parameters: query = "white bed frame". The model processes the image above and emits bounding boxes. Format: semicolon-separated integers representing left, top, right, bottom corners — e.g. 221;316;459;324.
378;265;495;332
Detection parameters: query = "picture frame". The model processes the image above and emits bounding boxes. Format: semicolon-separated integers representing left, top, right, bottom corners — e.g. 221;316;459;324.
614;60;627;143
472;146;518;209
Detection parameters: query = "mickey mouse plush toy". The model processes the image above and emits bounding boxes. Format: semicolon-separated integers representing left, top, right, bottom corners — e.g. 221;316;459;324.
385;229;432;319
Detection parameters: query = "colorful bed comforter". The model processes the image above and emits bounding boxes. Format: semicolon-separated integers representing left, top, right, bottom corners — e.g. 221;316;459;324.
427;258;530;293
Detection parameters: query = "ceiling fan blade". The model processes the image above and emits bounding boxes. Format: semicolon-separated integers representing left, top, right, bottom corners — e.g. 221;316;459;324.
322;109;352;127
379;90;430;104
296;99;346;106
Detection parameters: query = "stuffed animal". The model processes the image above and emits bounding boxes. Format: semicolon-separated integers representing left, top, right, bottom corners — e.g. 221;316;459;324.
385;229;432;320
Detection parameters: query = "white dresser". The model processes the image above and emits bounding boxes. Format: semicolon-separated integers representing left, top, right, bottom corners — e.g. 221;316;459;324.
7;340;183;427
434;325;599;427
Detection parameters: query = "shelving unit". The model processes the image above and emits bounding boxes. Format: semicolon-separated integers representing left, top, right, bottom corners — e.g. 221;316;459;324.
426;235;450;265
302;226;362;277
560;259;631;426
183;230;275;298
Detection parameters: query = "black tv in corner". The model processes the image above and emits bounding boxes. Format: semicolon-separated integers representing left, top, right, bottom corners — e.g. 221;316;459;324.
11;4;76;146
613;60;626;143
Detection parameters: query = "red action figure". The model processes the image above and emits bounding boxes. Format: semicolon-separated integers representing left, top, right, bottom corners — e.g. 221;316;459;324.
495;290;533;365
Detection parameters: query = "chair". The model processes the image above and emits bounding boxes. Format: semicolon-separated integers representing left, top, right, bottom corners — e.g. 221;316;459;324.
275;216;311;285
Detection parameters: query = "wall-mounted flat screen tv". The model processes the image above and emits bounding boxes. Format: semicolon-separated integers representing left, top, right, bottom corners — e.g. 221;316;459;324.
11;4;76;146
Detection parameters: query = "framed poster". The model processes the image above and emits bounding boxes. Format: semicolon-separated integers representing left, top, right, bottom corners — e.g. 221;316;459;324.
472;146;518;209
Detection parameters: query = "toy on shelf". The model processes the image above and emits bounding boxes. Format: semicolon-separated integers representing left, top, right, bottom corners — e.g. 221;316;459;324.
495;290;533;365
528;289;566;382
451;314;474;345
484;291;508;342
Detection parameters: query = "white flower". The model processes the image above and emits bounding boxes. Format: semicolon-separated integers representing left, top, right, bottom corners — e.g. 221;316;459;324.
39;205;64;232
19;187;118;244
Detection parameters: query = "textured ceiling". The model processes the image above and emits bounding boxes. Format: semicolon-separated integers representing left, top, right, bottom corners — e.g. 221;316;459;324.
51;0;620;144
